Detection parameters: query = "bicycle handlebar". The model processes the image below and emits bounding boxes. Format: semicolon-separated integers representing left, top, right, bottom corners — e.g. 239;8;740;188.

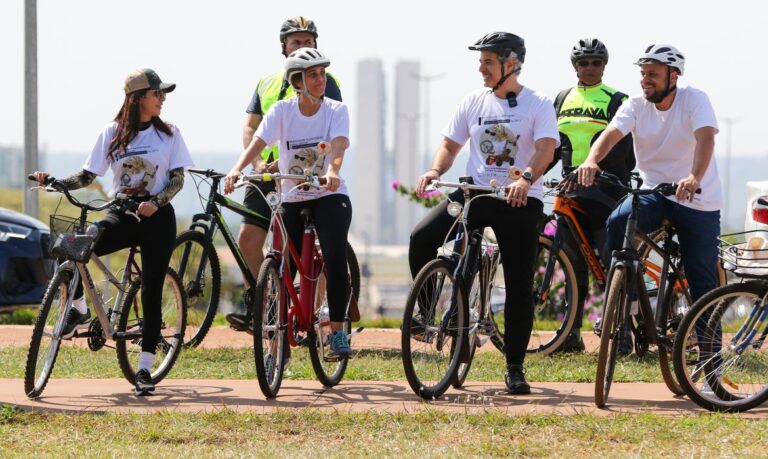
427;179;507;199
188;168;225;179
27;174;140;219
239;172;328;187
545;171;700;198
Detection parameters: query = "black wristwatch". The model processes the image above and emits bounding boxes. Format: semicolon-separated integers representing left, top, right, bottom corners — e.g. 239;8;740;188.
521;171;534;183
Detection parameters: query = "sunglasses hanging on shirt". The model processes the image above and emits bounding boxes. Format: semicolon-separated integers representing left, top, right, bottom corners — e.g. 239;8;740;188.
506;91;517;108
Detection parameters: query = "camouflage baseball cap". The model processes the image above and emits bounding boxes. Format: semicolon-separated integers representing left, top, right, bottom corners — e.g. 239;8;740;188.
124;68;176;95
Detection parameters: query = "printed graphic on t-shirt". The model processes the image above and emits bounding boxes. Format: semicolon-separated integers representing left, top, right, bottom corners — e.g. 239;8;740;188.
477;116;520;173
114;146;160;197
286;136;326;176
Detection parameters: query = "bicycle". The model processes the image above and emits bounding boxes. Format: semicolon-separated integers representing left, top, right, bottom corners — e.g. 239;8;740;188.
673;226;768;412
237;171;361;398
401;177;506;400
24;177;186;398
532;174;725;355
592;173;703;407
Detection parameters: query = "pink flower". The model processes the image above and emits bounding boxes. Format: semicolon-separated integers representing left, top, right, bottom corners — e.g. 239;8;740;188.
543;219;557;237
420;190;441;199
391;180;401;190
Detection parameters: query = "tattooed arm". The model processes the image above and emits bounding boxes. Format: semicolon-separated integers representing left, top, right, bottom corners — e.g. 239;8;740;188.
149;167;185;208
59;169;97;190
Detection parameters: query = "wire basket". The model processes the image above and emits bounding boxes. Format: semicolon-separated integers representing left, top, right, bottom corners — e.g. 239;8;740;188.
719;230;768;279
48;214;102;263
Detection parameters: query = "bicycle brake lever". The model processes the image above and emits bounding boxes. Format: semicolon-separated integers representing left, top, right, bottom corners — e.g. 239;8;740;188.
126;210;141;222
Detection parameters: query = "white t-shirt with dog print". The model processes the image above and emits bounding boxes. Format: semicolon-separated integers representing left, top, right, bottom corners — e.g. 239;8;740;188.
85;121;194;197
256;97;350;203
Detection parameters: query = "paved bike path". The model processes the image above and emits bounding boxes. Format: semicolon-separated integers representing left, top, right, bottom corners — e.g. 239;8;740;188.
3;378;767;417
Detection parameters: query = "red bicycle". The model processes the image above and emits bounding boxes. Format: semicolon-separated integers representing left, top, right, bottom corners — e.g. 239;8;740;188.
237;172;361;398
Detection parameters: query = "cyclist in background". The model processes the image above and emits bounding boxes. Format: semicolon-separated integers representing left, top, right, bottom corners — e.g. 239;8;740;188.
578;44;721;310
551;38;635;353
33;69;194;395
224;49;353;359
411;32;558;394
227;16;342;332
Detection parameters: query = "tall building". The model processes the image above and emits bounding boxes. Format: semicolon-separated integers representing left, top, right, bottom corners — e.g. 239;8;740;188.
351;59;388;245
393;60;421;244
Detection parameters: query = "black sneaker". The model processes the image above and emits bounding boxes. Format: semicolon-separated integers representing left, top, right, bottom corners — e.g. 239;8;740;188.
134;369;155;396
618;326;634;356
556;330;586;353
61;308;91;339
226;312;253;334
504;364;531;395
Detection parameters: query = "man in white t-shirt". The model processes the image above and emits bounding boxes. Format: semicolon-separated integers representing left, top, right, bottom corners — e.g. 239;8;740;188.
411;32;559;395
577;44;721;306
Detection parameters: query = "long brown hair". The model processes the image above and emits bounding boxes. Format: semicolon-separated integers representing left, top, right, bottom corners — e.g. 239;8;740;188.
107;90;173;160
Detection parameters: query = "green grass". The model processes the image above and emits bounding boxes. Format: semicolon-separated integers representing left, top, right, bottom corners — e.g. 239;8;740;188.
0;345;667;382
0;309;37;325
1;408;766;457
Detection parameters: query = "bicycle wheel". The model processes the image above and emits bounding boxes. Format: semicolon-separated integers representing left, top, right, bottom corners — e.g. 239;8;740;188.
252;257;288;398
116;267;186;385
170;230;221;347
673;281;768;412
401;258;466;399
650;274;687;396
452;269;481;388
595;265;628;408
529;235;579;354
307;243;360;387
24;268;73;398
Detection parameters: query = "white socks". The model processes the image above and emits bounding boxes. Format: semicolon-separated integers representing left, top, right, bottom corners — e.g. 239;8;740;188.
138;352;156;371
72;296;88;314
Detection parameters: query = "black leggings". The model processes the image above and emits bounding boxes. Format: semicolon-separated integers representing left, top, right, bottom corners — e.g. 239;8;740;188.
282;194;352;323
74;204;176;353
409;189;543;366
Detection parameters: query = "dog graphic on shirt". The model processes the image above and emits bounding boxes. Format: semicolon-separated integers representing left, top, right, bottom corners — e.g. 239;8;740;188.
288;147;325;175
119;157;158;197
479;124;520;167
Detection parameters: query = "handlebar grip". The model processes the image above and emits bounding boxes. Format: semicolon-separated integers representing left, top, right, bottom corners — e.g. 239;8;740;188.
28;173;56;186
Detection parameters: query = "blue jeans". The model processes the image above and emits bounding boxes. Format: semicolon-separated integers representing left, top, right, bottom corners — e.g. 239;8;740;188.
606;193;720;303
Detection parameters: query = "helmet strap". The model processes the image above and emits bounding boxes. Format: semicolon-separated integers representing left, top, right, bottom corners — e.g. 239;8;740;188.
300;73;323;104
647;66;677;103
491;56;520;92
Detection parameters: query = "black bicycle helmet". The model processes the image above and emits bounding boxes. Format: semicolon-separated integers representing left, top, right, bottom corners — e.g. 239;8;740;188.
468;32;526;63
279;16;318;43
571;38;609;64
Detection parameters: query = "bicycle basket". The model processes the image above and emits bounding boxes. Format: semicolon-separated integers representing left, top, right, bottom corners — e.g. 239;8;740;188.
48;215;101;262
718;230;768;279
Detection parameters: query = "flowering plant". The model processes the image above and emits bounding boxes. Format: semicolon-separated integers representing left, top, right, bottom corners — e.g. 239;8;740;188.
391;180;444;208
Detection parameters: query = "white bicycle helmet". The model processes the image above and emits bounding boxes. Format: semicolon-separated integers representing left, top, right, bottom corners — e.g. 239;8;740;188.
635;44;685;75
285;47;331;85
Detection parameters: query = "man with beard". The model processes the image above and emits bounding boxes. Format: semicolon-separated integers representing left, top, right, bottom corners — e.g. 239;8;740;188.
577;44;721;311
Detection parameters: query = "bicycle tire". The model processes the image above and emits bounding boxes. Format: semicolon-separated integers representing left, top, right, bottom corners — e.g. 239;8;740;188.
649;272;686;396
116;267;186;385
595;265;628;408
170;230;221;347
673;281;768;412
529;235;579;354
402;258;466;399
252;257;288;398
452;266;482;388
24;268;73;398
307;244;359;387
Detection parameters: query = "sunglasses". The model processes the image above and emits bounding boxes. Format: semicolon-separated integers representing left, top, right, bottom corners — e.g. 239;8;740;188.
149;89;166;99
576;59;605;68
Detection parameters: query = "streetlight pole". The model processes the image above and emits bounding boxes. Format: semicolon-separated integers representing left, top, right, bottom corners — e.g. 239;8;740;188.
412;72;444;170
24;0;39;218
720;116;741;231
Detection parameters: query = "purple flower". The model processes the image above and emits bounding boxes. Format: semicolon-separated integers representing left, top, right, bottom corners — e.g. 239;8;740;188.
543;219;557;237
420;190;441;199
391;180;401;190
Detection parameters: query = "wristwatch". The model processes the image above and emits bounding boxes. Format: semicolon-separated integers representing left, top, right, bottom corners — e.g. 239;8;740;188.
521;171;533;183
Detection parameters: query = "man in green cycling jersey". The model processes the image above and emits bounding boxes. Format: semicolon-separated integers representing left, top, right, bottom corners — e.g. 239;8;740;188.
552;38;635;353
227;16;342;331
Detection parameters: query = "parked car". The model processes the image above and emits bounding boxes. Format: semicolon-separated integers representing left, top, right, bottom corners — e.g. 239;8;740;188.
0;208;55;310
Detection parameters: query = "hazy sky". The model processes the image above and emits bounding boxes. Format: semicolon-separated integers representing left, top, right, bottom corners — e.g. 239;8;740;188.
2;0;767;163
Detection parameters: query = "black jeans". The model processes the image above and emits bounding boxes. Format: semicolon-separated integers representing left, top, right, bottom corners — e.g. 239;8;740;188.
409;189;543;366
282;194;352;323
75;204;176;353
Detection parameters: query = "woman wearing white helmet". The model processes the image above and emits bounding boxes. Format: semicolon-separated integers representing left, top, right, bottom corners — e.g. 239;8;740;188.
225;48;354;359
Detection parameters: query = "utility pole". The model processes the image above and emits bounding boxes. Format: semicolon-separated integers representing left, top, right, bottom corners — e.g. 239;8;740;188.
24;0;39;218
720;116;741;231
412;72;444;170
